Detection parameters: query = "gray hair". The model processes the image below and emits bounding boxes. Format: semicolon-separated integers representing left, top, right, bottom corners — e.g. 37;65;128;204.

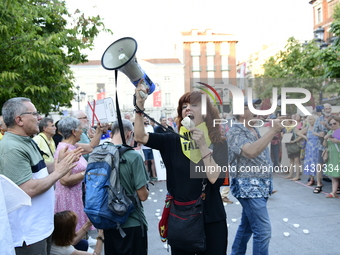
71;110;87;119
2;97;31;127
57;117;80;139
39;117;54;132
159;116;166;121
111;119;133;135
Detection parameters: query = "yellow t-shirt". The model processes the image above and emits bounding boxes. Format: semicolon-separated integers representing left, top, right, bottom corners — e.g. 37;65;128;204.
32;133;56;163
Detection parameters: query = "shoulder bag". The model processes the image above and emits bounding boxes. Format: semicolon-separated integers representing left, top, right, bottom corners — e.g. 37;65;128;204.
166;180;207;253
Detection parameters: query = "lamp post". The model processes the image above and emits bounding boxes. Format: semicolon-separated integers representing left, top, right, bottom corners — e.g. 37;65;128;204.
74;86;86;110
314;26;329;49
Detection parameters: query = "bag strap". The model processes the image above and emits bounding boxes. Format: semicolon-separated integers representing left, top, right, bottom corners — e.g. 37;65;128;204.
39;134;54;157
117;144;145;237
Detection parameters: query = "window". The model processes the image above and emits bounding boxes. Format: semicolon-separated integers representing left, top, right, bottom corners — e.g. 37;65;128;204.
192;56;200;71
220;42;230;56
222;71;229;80
206;42;215;56
87;95;94;102
164;76;171;81
221;56;229;71
317;7;322;24
207;56;215;71
207;71;214;79
191;43;200;56
193;72;200;79
165;93;171;106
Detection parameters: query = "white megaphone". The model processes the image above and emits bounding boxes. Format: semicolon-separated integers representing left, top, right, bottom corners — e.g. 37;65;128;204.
101;37;155;98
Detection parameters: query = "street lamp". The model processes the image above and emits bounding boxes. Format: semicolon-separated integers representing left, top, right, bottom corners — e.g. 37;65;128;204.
314;26;329;49
74;85;86;110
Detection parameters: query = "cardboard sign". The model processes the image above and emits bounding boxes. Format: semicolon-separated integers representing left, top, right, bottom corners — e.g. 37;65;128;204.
86;97;116;125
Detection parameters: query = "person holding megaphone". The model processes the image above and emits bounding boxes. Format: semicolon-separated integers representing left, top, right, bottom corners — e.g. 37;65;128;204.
134;80;228;255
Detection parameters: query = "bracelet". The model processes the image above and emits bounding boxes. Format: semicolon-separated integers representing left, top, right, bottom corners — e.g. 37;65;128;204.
96;236;104;243
202;151;212;160
135;108;145;114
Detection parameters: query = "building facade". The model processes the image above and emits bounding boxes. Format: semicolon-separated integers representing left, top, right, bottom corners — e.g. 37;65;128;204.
181;29;238;112
69;58;184;122
310;0;339;44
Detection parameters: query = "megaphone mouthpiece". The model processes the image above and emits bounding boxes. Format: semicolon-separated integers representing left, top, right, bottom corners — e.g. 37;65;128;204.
101;37;155;95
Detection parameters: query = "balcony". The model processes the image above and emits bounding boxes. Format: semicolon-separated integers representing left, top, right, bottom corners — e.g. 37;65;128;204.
221;65;231;71
191;65;202;71
206;65;216;71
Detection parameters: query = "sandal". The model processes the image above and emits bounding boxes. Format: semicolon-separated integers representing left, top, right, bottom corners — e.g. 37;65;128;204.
307;180;315;186
326;192;338;198
313;186;322;194
291;178;301;181
284;176;293;179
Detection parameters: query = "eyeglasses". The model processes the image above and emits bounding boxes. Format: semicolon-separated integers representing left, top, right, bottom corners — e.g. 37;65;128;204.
78;116;88;120
20;111;40;117
330;122;338;126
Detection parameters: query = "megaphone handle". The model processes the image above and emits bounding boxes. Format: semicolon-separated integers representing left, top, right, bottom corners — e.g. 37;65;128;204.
139;90;147;99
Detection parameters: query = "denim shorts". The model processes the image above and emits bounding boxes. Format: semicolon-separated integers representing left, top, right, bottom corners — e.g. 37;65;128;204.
143;149;154;161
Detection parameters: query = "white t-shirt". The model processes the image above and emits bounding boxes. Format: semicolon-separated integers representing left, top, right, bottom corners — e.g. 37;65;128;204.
50;244;75;255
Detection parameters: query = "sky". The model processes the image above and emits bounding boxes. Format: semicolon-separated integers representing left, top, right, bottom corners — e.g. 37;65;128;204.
65;0;314;62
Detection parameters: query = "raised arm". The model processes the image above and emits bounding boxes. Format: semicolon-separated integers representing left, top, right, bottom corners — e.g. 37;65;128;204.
134;80;150;145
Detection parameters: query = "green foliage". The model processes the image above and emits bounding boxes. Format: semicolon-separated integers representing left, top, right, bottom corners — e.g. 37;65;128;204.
259;37;324;100
260;3;340;103
0;0;111;114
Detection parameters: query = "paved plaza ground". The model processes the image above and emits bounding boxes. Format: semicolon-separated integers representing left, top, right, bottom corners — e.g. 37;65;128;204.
90;172;340;255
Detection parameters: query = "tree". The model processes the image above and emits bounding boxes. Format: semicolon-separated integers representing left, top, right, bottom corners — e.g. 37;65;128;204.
259;3;340;103
258;37;324;101
0;0;111;114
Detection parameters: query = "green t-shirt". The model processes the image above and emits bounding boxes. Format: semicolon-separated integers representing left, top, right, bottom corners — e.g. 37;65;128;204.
0;132;44;185
119;148;149;229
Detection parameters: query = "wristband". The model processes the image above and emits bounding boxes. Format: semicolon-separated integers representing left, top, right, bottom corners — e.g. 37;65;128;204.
96;236;104;243
135;108;145;114
202;151;212;160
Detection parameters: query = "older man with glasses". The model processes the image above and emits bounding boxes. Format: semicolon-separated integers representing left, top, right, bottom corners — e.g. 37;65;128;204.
0;97;82;255
72;110;96;161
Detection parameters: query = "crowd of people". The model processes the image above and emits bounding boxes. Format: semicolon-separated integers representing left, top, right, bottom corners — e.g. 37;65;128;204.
0;90;339;255
267;104;340;198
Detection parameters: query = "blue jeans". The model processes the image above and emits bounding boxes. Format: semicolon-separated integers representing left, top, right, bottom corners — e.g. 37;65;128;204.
231;197;271;255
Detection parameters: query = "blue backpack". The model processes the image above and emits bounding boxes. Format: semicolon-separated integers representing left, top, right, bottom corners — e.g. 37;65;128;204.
83;142;138;237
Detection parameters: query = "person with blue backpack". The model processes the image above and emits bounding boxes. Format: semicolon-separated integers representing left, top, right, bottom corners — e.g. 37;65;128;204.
103;119;149;255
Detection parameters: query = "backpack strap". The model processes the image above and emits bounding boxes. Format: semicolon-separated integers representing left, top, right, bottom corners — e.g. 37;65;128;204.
117;144;146;237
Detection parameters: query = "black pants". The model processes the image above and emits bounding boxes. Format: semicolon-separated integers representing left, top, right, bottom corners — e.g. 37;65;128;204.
171;219;228;255
104;225;147;255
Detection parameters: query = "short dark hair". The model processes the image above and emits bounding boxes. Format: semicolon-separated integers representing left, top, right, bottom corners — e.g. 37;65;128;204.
52;211;77;246
159;116;166;122
39;117;54;132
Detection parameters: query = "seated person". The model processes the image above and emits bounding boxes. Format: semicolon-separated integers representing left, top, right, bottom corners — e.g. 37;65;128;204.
51;211;104;255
